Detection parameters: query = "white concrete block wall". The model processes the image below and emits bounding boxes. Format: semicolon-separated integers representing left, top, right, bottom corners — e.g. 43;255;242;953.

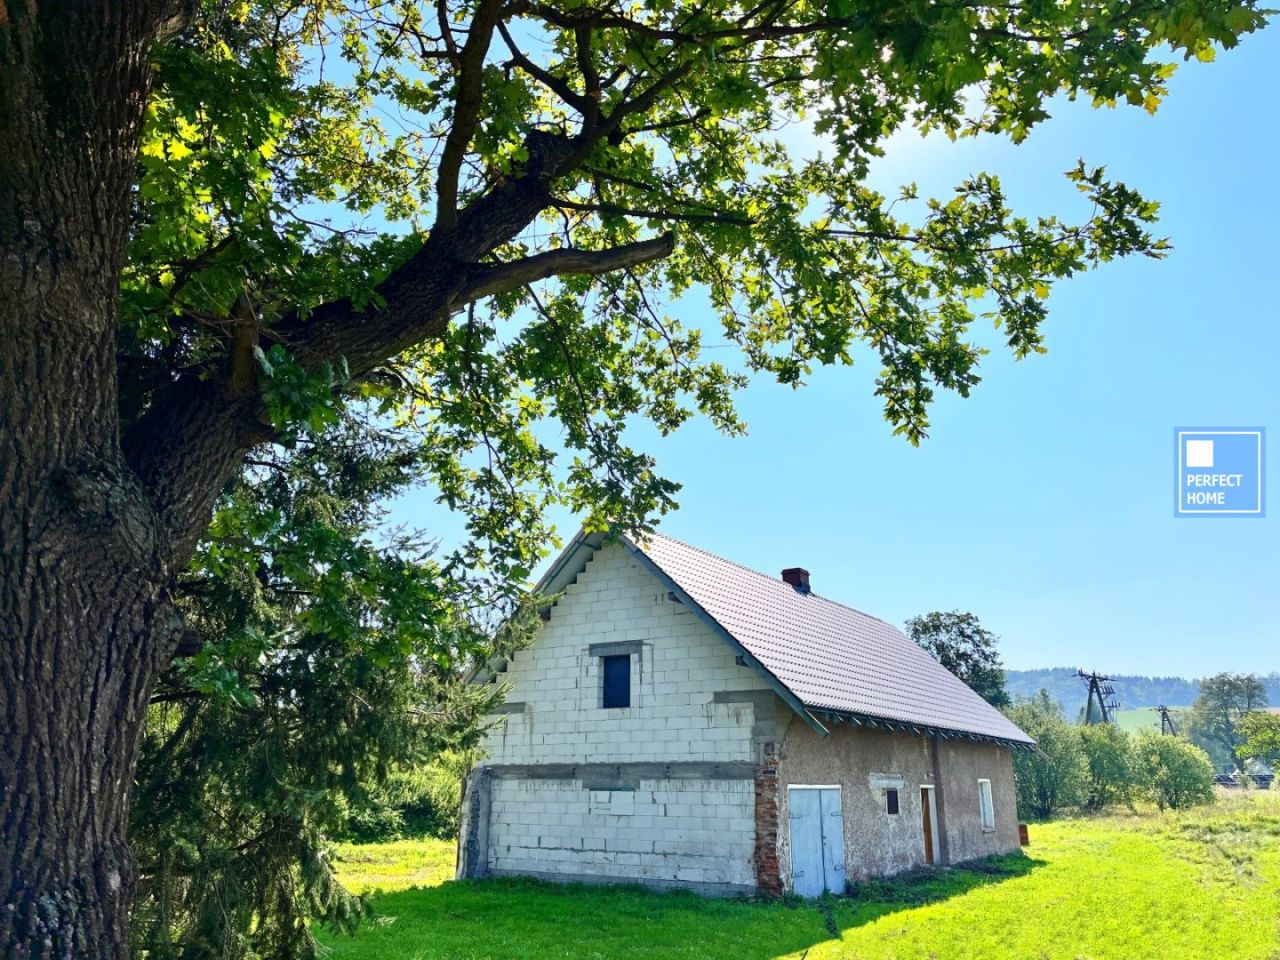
487;776;756;888
482;544;770;765
476;544;768;890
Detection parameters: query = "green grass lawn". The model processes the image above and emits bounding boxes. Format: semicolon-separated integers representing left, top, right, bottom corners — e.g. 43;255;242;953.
333;838;459;895
321;792;1280;960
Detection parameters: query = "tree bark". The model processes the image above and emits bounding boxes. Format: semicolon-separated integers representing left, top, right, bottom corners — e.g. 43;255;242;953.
0;3;674;954
1;3;183;957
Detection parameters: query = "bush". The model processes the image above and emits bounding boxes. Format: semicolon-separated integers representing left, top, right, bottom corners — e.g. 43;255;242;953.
1004;691;1088;819
1133;730;1215;811
1080;723;1136;811
344;751;471;842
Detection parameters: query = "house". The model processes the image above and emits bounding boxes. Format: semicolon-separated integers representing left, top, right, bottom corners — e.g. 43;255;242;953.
456;530;1034;896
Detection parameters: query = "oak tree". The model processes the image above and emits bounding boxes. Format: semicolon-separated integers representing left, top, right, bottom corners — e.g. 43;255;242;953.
1191;671;1269;759
906;610;1010;707
0;0;1266;954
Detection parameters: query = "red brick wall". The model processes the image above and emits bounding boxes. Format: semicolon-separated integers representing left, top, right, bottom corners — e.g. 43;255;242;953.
753;746;782;895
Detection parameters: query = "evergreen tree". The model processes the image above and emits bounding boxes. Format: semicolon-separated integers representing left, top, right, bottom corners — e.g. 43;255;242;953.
129;415;537;958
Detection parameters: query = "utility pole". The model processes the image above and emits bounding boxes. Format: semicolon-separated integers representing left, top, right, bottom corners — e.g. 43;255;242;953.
1154;704;1178;736
1078;670;1120;725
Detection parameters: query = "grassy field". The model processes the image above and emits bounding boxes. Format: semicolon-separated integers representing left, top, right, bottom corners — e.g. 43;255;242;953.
1112;707;1192;733
320;792;1280;960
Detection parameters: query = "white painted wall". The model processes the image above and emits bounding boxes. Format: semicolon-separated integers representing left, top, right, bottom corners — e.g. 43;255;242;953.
478;544;769;890
482;544;770;765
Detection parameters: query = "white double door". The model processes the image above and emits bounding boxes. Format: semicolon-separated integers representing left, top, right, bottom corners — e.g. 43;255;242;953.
788;785;845;896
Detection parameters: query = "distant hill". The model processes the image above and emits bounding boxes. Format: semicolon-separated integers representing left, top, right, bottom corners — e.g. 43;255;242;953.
1004;668;1280;715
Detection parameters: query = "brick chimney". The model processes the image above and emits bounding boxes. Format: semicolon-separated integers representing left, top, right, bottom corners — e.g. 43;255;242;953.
781;567;810;594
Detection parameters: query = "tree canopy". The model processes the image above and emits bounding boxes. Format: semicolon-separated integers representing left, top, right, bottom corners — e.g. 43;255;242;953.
117;0;1267;575
1237;711;1280;766
906;611;1010;707
1004;691;1088;819
1191;672;1269;761
1133;729;1215;811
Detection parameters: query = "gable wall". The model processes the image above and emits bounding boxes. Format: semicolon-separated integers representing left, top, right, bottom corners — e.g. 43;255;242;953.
482;543;774;765
473;543;776;893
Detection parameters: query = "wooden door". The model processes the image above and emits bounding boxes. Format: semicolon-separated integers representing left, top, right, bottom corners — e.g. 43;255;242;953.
788;786;845;896
818;787;846;891
921;787;935;864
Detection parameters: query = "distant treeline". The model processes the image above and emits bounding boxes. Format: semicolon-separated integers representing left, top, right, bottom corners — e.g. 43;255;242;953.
1004;668;1280;713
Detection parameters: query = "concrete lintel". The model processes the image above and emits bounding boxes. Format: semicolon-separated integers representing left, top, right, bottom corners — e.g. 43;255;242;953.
868;772;906;790
587;640;644;658
581;778;639;792
489;701;528;715
489;761;757;782
712;690;778;744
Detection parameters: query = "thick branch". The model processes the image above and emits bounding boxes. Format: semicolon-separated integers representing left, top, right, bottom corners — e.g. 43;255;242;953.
126;165;555;559
435;0;504;231
461;232;675;302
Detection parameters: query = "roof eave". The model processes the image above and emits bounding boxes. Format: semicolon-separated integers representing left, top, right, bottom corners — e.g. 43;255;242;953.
534;528;605;607
807;707;1037;752
622;535;830;738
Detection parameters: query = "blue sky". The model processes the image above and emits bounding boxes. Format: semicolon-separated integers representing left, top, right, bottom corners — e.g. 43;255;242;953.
391;29;1278;678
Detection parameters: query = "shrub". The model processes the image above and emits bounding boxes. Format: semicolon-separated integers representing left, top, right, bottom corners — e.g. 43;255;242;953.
1238;711;1280;768
344;751;472;841
1004;691;1088;819
1133;730;1215;811
1080;723;1136;811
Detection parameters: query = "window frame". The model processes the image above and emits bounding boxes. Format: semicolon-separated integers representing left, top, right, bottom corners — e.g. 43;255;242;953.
601;653;631;709
978;778;995;831
885;788;900;815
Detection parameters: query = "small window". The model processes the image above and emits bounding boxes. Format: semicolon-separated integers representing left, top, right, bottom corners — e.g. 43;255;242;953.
602;654;630;709
978;779;995;830
886;788;899;815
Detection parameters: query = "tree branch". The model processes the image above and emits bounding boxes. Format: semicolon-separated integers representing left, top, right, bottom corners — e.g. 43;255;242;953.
435;0;504;232
497;20;597;119
461;233;675;302
554;196;752;227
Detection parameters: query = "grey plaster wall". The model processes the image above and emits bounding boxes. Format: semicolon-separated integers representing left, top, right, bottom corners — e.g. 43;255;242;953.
930;738;1020;864
776;723;1020;887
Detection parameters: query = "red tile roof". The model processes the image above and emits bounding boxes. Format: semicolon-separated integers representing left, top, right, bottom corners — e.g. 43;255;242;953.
630;531;1033;746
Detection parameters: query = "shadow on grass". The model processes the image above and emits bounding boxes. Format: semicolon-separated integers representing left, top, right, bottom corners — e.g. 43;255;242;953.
834;852;1045;923
320;852;1045;960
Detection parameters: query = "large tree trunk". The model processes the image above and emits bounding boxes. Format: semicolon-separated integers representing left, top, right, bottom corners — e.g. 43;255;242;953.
0;1;635;952
0;4;181;957
0;463;179;959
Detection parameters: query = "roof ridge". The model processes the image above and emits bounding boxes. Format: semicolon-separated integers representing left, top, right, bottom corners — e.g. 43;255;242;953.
635;529;900;631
